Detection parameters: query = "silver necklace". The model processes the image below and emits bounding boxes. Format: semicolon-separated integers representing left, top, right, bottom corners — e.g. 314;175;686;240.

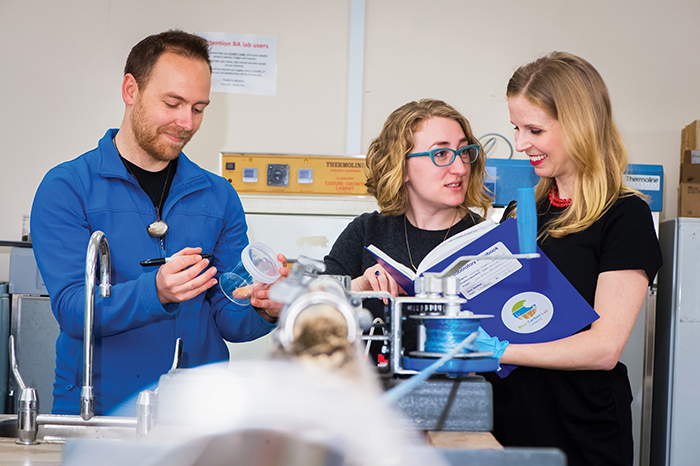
404;209;459;272
114;138;171;238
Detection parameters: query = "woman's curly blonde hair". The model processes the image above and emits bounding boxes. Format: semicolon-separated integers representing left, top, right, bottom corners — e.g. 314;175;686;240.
365;99;492;217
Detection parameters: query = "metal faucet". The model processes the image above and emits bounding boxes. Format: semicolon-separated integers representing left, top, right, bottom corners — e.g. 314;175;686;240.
82;231;111;421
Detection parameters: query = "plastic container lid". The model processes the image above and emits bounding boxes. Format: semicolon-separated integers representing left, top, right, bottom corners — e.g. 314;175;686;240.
241;242;282;284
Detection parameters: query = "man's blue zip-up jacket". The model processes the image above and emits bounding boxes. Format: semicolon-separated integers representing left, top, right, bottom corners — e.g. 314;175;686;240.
31;129;275;415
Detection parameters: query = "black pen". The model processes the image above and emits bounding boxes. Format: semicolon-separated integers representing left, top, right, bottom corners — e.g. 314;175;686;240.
140;254;213;267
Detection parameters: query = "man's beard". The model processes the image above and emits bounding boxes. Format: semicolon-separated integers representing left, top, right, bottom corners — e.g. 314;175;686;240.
130;100;194;162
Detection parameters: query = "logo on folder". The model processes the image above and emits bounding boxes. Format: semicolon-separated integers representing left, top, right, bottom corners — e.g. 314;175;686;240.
501;292;554;334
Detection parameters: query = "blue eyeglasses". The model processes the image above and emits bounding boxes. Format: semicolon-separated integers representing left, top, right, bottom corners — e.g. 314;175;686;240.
406;145;480;167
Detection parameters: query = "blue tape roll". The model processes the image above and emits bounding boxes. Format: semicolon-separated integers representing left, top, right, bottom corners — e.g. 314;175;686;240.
423;319;480;354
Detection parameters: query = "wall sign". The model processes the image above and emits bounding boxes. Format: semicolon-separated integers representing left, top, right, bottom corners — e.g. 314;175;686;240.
200;32;277;96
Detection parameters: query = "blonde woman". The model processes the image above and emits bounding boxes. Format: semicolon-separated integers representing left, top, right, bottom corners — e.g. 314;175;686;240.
488;52;662;466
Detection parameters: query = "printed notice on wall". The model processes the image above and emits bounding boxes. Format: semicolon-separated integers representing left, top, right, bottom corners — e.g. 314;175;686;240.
200;32;277;96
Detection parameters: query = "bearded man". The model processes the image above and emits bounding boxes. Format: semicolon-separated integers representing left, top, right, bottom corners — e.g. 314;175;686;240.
31;30;286;416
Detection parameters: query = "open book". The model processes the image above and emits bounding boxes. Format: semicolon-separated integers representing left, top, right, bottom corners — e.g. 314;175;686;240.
366;218;599;345
366;219;500;295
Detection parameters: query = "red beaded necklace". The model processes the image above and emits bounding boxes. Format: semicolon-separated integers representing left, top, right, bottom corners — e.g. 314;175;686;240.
548;185;572;208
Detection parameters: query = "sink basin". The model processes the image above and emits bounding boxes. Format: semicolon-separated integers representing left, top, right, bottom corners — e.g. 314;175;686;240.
0;415;18;438
0;414;137;442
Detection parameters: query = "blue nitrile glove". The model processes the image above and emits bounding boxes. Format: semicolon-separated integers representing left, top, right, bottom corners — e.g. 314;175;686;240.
475;327;509;359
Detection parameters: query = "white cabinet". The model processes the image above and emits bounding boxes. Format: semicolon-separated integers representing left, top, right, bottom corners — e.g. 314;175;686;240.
652;218;700;466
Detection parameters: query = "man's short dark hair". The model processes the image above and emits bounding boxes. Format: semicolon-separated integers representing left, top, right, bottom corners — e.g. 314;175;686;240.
124;29;211;89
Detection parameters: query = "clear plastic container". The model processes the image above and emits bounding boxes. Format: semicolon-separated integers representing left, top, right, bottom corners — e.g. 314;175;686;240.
220;242;282;305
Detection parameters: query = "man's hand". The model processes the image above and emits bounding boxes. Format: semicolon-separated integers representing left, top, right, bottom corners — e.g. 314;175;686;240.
156;247;217;305
250;253;290;322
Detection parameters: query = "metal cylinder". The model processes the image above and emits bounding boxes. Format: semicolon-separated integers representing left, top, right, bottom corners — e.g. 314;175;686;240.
425;275;443;299
136;389;158;439
414;276;427;297
16;388;38;445
443;276;459;296
277;290;359;353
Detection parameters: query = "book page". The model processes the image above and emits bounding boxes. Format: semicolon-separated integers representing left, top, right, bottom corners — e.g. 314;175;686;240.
417;219;498;275
454;241;522;300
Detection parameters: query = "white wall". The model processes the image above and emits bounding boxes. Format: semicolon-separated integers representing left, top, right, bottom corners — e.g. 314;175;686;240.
1;0;699;281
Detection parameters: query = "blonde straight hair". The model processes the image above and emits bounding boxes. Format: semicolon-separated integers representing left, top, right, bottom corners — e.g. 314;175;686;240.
507;52;640;238
365;99;492;218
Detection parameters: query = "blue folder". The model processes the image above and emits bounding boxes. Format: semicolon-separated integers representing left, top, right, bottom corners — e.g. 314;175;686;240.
424;218;599;345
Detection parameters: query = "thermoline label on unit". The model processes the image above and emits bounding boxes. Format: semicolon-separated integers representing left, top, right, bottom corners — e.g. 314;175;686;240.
624;174;661;191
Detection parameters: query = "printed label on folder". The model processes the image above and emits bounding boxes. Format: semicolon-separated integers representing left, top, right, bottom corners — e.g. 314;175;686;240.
456;242;522;299
501;292;554;334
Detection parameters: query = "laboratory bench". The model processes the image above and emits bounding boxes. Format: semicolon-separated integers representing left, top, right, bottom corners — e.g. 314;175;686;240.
0;436;62;465
0;430;570;466
0;431;504;466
